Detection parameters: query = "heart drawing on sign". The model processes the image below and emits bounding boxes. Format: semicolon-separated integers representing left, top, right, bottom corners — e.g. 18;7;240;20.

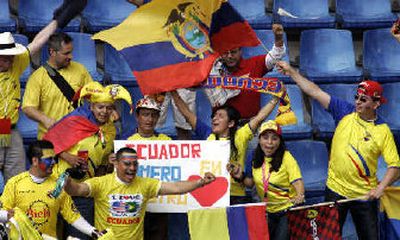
188;175;228;207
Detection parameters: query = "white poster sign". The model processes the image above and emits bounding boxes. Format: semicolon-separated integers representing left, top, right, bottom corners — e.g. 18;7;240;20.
114;140;231;213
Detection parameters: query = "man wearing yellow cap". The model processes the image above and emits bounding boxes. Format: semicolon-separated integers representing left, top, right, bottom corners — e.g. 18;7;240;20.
0;0;88;186
43;81;132;239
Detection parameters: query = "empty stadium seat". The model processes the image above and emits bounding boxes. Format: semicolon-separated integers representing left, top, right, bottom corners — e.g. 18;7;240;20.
311;84;357;138
40;32;103;81
82;0;137;32
242;29;291;83
13;34;32;88
18;0;80;32
300;29;362;83
261;85;313;139
378;83;400;143
285;140;329;197
229;0;272;29
104;44;137;87
0;0;16;32
273;0;335;28
363;28;400;82
336;0;396;28
17;89;38;144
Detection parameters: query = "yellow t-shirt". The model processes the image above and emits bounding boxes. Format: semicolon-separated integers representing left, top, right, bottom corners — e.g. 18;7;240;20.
252;151;302;213
85;173;161;240
22;61;93;139
54;121;116;181
0;172;80;237
127;133;171;141
207;124;254;196
0;50;29;124
327;112;400;198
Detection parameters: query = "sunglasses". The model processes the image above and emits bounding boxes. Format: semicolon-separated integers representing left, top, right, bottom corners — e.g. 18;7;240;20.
354;94;368;103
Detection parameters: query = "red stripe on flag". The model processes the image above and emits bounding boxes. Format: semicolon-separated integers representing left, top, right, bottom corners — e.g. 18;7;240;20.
134;54;218;95
211;21;259;55
43;116;99;154
245;205;269;240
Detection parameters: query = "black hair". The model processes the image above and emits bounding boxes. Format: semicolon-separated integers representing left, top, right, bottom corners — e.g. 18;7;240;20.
211;105;241;162
252;135;286;173
48;32;73;53
116;147;137;161
27;140;54;164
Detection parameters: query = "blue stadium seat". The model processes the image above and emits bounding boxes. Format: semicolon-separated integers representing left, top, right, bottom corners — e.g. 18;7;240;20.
378;83;400;143
336;0;396;28
40;32;103;81
18;0;80;32
300;29;362;83
273;0;335;28
17;89;38;144
104;44;137;87
261;84;313;139
285;140;329;197
311;84;357;138
12;34;32;88
229;0;272;29
119;86;143;140
82;0;137;32
242;30;291;83
363;28;400;82
0;0;16;32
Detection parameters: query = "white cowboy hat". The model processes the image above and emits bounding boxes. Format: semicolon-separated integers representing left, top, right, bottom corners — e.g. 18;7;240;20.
0;32;27;55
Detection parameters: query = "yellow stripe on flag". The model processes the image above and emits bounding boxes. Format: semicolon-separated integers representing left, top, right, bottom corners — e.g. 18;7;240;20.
188;207;230;240
380;186;400;219
93;0;224;50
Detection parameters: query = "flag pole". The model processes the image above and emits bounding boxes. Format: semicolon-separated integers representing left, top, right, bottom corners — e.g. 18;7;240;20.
289;196;368;211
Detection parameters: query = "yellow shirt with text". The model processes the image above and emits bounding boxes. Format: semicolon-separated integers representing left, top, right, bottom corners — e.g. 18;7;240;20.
0;172;80;237
85;173;161;239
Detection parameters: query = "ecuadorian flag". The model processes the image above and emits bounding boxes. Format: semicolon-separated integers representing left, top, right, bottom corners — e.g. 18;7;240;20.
93;0;259;95
379;186;400;239
188;203;269;240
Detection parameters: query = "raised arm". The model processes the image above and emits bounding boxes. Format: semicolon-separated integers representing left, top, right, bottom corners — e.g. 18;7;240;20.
248;96;278;131
276;61;331;109
28;0;88;55
170;90;197;129
158;172;215;195
64;177;90;197
265;24;286;70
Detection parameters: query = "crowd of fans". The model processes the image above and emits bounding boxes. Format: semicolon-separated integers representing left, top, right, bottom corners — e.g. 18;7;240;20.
0;0;400;239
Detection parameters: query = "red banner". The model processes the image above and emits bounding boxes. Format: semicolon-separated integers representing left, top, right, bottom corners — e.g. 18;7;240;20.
288;205;341;240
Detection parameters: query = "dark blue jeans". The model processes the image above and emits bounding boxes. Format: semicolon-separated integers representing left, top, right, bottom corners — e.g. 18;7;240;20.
325;187;378;240
64;196;94;240
267;210;289;240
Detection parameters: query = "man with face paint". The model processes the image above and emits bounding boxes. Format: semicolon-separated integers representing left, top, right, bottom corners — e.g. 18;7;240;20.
43;81;132;239
0;140;103;239
276;61;400;240
0;0;87;186
64;147;216;239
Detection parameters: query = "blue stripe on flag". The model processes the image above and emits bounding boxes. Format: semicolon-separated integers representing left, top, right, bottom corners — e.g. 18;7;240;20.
227;206;249;240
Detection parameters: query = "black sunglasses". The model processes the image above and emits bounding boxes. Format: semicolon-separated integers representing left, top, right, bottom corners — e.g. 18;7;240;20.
354;94;368;103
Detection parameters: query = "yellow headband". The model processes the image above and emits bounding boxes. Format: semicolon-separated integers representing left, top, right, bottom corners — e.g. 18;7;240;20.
79;82;133;107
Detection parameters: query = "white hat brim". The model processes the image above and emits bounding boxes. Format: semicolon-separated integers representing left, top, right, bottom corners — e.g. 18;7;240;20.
0;43;27;56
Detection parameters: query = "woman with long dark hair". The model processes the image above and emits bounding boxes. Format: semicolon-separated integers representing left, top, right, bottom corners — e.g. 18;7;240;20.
171;90;279;205
230;120;305;240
